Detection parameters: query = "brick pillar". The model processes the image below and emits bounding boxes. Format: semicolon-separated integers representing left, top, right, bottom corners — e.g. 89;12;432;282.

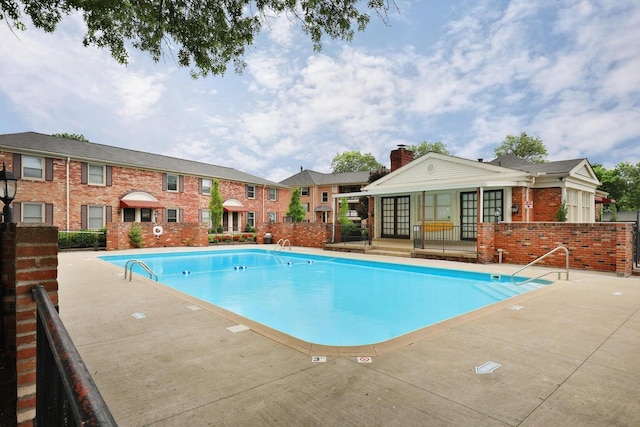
476;222;495;264
1;223;59;426
616;223;633;277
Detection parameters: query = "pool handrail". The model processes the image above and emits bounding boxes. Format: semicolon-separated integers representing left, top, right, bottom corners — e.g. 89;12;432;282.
271;238;291;253
511;245;569;286
124;259;158;281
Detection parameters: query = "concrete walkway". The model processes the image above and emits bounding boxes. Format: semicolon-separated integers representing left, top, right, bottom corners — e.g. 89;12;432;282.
58;246;640;426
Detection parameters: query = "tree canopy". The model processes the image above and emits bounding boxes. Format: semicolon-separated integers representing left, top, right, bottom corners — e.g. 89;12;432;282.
330;150;383;173
594;162;640;211
494;132;548;164
406;140;449;158
52;132;89;142
2;0;392;77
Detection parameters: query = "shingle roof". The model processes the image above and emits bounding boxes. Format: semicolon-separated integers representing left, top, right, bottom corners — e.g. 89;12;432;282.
279;169;370;187
0;132;286;187
489;154;586;175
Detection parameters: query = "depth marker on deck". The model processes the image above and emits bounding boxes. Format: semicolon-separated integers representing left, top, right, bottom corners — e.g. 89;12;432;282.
476;361;501;374
226;324;250;333
312;356;327;363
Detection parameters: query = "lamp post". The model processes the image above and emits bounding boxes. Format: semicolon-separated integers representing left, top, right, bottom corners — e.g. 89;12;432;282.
0;162;18;223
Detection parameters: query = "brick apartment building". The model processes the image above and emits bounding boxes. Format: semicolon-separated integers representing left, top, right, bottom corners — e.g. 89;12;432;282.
0;132;290;232
279;169;371;224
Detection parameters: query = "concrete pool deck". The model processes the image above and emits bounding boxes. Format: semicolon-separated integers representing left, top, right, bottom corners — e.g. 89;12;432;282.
58;246;640;426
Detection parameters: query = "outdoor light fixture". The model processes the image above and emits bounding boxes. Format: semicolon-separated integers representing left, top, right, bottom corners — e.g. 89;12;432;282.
511;204;519;214
154;209;159;223
494;207;502;223
0;162;18;223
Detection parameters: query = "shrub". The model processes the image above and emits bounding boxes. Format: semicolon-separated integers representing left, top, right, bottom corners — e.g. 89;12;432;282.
58;229;106;250
129;224;143;248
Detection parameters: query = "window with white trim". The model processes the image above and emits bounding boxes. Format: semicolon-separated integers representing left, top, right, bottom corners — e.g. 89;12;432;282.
22;202;44;222
301;187;309;196
201;209;211;226
88;164;105;185
268;212;277;223
166;174;178;192
322;192;328;202
418;193;451;221
247;185;256;199
88;205;104;229
268;187;278;201
201;178;212;194
247;212;255;227
166;208;178;222
22;155;44;180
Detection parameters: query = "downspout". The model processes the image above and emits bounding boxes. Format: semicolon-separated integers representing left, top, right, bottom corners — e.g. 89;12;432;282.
66;157;70;232
526;176;535;222
262;185;266;224
331;196;336;242
421;190;426;249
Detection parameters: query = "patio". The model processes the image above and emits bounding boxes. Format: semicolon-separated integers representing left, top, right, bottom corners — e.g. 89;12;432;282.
58;246;640;426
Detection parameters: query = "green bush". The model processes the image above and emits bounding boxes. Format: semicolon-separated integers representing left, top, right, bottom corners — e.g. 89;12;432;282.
58;229;106;250
129;224;143;248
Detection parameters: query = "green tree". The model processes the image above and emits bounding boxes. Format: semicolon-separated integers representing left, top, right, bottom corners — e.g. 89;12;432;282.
338;197;352;225
331;151;383;173
286;187;306;222
357;168;388;220
209;179;224;231
594;162;640;211
407;140;449;158
52;132;89;142
2;1;392;77
494;132;548;164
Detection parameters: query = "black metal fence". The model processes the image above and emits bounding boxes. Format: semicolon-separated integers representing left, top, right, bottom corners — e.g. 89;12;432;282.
33;285;116;426
412;224;477;253
332;223;372;245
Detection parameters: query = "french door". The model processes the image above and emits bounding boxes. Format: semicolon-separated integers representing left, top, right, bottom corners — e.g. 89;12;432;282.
460;190;503;240
381;196;410;238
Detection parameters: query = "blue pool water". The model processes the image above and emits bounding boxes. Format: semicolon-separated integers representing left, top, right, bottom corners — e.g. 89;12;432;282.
99;249;548;346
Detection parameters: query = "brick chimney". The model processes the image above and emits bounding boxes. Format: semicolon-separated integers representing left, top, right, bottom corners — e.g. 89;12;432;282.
390;145;414;172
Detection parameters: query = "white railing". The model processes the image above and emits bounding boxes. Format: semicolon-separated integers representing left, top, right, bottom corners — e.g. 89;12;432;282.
511;246;569;286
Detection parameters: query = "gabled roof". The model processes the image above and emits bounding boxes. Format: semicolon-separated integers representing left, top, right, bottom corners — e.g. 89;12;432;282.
490;155;600;184
364;152;531;195
0;132;286;187
279;169;370;187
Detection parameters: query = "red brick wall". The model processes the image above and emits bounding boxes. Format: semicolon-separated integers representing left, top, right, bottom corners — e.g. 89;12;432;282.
1;150;290;232
531;188;562;221
491;222;633;276
106;222;209;250
258;222;332;248
1;224;59;426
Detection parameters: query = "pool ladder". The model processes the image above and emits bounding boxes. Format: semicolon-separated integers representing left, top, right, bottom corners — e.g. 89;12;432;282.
511;245;569;286
271;238;291;253
124;259;158;282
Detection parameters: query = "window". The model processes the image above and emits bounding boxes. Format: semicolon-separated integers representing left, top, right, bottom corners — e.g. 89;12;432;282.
22;155;44;179
322;192;328;202
201;179;212;194
88;205;104;229
418;193;451;221
247;212;255;228
88;164;105;185
166;208;178;222
201;209;211;226
22;203;44;222
140;208;153;222
166;174;178;192
268;188;278;201
303;203;310;212
268;212;277;223
301;187;309;196
247;185;256;199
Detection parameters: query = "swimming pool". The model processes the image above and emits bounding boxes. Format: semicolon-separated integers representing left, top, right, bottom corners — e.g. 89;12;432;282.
99;249;548;346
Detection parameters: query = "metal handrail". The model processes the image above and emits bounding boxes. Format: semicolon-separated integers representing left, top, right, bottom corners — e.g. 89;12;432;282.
124;259;158;281
271;238;291;253
511;245;569;285
32;285;117;426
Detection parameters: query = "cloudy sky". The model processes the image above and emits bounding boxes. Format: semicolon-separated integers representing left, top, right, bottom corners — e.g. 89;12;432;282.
1;0;639;182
